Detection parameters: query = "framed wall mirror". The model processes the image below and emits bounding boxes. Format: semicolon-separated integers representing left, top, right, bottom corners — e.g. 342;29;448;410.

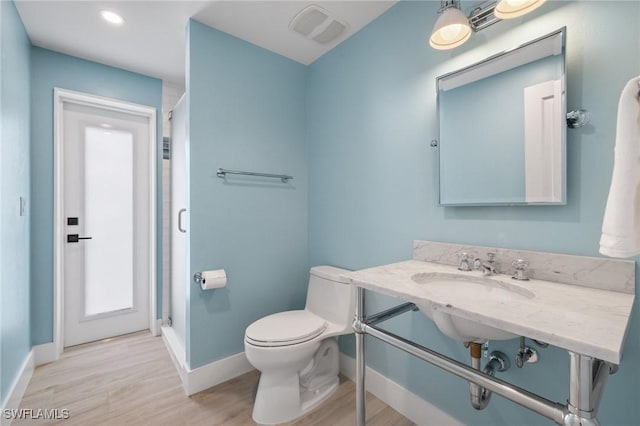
436;28;566;206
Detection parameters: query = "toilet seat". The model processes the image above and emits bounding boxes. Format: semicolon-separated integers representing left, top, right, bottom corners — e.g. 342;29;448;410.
245;310;327;347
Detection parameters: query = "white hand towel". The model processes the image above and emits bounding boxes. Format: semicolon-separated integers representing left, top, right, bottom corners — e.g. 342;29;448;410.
599;76;640;258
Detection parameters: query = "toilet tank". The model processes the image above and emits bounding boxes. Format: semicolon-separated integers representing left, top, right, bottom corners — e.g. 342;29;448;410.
306;266;354;333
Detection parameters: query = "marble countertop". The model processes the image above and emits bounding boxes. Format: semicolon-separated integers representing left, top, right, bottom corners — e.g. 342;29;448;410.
345;260;635;364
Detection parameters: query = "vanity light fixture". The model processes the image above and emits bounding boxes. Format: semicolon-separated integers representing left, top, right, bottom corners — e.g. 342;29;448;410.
494;0;546;19
100;10;124;26
429;1;472;50
430;0;546;50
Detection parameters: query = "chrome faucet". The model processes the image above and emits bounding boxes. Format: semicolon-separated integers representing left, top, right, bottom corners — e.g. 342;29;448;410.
475;252;498;276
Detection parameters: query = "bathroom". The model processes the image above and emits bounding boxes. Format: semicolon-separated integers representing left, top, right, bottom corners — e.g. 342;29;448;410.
1;0;638;425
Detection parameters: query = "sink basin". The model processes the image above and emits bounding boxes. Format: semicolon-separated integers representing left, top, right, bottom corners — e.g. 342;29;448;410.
411;272;535;300
411;272;535;342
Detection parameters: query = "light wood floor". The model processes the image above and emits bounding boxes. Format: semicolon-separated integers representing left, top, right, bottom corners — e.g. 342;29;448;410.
16;332;414;425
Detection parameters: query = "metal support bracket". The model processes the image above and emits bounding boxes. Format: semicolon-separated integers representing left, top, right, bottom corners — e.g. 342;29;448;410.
352;286;613;426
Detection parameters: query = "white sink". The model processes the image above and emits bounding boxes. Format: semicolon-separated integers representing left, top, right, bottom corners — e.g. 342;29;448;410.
411;272;535;342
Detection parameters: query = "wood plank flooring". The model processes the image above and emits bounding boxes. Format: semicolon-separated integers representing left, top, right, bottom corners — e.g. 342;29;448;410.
16;332;414;425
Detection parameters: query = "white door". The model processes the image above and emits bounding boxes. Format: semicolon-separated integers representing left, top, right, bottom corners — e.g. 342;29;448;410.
62;102;151;347
524;79;563;203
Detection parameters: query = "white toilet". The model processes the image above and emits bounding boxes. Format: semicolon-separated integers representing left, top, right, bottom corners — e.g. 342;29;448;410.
244;266;354;424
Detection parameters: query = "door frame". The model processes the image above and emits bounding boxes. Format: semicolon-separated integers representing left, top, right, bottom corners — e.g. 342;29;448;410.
53;87;158;356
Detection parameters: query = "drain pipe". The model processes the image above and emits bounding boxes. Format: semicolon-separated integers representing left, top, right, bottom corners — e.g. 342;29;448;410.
469;342;510;410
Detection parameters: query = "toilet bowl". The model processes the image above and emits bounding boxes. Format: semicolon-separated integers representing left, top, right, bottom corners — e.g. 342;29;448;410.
244;266;354;425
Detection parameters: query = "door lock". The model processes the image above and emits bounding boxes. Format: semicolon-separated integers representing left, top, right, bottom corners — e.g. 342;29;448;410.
67;234;93;243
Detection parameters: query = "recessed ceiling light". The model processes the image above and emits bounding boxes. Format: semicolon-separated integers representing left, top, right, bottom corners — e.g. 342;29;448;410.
100;10;124;26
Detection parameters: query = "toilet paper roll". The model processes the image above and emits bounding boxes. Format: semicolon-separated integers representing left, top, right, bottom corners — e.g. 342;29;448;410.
200;269;227;290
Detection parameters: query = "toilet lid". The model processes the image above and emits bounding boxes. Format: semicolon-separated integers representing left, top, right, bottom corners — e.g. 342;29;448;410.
245;310;327;347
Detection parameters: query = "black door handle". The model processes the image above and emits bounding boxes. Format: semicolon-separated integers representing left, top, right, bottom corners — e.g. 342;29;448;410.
67;234;93;243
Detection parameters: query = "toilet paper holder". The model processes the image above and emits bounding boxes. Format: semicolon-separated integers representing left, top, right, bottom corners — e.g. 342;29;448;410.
194;269;227;290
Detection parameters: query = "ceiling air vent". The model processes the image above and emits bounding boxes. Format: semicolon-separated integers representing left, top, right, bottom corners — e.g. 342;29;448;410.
289;5;349;45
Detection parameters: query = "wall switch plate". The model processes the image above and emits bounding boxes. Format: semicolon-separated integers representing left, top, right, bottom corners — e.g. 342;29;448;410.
19;197;26;216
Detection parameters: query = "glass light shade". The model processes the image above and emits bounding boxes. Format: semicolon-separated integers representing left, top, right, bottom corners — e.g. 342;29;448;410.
429;6;472;50
494;0;546;19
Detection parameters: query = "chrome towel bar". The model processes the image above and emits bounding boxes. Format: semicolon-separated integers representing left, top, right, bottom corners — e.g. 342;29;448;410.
216;168;292;183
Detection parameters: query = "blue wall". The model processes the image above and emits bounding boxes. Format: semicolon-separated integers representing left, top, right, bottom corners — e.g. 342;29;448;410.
30;48;163;345
186;20;308;369
0;0;31;404
308;1;639;425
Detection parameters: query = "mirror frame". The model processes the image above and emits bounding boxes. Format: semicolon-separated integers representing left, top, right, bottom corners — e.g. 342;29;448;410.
436;27;567;207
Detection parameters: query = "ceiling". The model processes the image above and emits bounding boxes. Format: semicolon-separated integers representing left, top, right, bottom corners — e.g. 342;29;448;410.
15;1;397;87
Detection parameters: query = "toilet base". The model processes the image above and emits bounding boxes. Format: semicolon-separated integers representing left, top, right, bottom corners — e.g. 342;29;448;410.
251;338;341;425
252;373;339;425
300;375;340;416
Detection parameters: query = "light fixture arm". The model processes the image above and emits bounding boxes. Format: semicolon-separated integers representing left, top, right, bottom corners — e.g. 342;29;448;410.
437;0;462;14
468;1;501;32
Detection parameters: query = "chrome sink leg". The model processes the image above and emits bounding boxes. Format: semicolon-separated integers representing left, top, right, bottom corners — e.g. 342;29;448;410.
354;286;366;426
563;352;610;426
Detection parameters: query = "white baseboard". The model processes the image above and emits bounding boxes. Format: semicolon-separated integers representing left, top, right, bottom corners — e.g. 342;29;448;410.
185;351;254;396
1;350;35;426
339;353;463;426
161;326;187;387
161;326;254;396
33;342;58;366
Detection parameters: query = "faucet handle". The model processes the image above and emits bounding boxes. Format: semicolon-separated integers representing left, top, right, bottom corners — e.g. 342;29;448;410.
458;252;472;271
512;259;528;269
511;259;529;281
